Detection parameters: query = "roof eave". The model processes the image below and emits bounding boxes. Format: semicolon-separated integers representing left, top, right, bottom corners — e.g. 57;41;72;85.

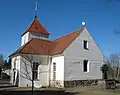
21;30;28;37
21;30;50;37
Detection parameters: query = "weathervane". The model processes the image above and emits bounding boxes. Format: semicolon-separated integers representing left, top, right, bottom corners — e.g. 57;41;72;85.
35;0;38;18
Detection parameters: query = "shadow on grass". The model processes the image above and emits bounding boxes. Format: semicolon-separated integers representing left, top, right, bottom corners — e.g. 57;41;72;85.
0;90;79;95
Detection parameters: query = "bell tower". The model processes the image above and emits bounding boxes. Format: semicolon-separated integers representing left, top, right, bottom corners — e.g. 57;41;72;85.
21;1;50;46
21;16;50;46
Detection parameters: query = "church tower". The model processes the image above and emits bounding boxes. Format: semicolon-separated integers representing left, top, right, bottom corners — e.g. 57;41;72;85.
21;16;50;46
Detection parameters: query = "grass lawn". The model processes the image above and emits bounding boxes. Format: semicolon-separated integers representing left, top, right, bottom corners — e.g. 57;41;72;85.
0;86;120;95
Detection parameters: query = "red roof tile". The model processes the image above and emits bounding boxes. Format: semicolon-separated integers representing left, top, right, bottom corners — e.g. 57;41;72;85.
51;28;84;54
22;17;50;36
10;28;84;57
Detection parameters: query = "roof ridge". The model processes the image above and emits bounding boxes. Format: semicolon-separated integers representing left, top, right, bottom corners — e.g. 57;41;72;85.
54;28;84;41
21;18;36;36
27;18;37;32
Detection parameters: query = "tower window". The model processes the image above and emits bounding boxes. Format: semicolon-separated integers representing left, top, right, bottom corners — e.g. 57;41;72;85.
83;40;88;50
83;60;89;72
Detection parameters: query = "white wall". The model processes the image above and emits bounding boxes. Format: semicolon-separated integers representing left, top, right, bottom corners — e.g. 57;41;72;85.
19;54;50;87
64;28;104;81
64;58;103;80
4;69;11;76
21;32;49;46
21;32;30;46
38;64;49;87
19;55;32;87
10;56;21;85
51;56;64;87
11;56;21;70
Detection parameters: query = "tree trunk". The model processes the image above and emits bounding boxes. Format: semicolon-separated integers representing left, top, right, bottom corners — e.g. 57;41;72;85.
117;68;120;79
113;68;116;79
32;80;34;95
32;69;34;95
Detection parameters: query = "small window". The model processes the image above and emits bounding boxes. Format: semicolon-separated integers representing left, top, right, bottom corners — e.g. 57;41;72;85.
83;60;89;72
83;40;88;50
33;62;39;80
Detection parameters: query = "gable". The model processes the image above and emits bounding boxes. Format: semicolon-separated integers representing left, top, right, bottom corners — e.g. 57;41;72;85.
63;28;104;60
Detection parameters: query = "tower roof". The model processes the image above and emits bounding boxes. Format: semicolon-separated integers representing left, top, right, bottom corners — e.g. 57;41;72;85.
21;17;50;36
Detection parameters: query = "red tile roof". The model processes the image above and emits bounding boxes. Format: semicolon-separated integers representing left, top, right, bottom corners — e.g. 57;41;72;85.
10;28;84;57
21;17;50;36
51;28;84;54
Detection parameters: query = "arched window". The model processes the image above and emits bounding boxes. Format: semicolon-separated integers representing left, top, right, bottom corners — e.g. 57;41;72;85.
33;62;39;80
53;62;56;80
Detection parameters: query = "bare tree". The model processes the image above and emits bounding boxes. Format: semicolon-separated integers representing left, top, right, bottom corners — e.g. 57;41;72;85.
0;54;5;79
13;54;35;95
0;54;4;68
105;53;120;80
22;54;35;95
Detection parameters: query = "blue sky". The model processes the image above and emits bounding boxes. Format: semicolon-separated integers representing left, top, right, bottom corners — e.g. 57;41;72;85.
0;0;120;59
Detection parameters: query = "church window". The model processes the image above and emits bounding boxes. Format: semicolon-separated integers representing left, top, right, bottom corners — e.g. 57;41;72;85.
53;62;56;80
33;62;39;80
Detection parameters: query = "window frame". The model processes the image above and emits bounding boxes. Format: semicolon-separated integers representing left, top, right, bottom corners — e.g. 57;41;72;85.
32;62;39;80
83;60;89;73
83;40;88;50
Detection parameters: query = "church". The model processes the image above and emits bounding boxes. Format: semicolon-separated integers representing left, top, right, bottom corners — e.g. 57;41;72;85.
9;15;104;87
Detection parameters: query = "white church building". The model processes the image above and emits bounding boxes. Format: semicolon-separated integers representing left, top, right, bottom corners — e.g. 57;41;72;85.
9;16;104;87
